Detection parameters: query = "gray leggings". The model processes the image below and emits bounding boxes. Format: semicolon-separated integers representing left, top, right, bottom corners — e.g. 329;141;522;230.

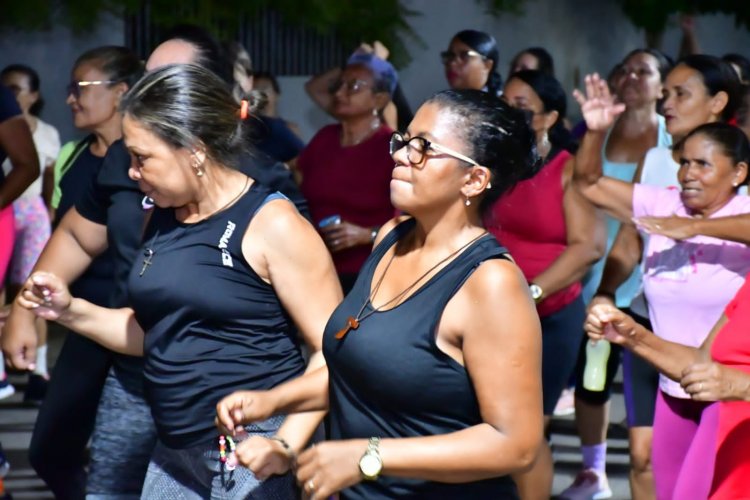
140;416;296;499
87;366;157;499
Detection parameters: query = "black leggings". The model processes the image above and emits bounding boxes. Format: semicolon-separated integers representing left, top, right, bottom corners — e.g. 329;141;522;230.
29;331;112;500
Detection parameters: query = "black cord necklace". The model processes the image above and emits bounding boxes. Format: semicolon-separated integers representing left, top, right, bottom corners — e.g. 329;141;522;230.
335;230;488;340
139;176;250;277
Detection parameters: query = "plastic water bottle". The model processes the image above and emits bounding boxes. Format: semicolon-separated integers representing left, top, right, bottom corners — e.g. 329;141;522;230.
583;340;611;391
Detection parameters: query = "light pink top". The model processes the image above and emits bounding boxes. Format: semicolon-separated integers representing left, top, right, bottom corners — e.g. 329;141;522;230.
634;184;750;398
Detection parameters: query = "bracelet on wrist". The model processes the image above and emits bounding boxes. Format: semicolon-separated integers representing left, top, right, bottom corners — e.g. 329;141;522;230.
270;435;297;463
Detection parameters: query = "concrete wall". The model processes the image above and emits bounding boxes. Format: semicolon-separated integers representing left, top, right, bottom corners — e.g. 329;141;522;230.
0;14;125;144
1;1;749;144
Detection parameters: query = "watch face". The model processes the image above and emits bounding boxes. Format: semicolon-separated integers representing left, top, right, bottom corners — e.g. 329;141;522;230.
359;453;382;477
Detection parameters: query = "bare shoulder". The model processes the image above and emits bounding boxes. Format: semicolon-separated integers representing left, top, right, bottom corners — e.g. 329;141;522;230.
373;215;411;245
245;197;317;245
461;256;529;301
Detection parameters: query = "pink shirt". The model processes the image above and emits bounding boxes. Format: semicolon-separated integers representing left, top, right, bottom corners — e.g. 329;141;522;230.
634;184;750;398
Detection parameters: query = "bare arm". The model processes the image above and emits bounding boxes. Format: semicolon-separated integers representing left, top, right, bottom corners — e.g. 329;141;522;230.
571;74;634;222
636;213;750;245
532;158;606;298
305;66;342;117
586;304;721;381
242;198;343;452
15;271;143;355
0;115;39;208
596;223;642;297
2;208;108;368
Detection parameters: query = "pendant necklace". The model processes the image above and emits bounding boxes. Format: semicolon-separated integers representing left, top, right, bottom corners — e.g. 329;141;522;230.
335;230;488;340
139;176;250;277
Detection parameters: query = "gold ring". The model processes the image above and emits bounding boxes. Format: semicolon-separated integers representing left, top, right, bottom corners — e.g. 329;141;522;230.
307;479;315;492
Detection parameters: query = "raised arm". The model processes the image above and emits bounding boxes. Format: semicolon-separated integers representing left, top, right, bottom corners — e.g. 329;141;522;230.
305;66;342;117
572;74;634;222
2;208;108;369
531;158;606;299
293;258;543;497
0;114;39;208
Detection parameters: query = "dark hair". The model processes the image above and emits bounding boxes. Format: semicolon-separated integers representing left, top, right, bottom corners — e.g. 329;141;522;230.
120;64;263;170
682;122;750;186
73;46;143;90
0;64;44;116
160;25;233;85
509;47;555;76
507;70;575;153
253;70;280;95
676;54;742;122
425;89;541;216
722;53;750;83
738;85;750;129
622;48;673;81
452;30;502;97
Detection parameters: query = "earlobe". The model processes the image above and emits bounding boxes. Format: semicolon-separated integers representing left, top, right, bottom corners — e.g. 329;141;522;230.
711;91;729;117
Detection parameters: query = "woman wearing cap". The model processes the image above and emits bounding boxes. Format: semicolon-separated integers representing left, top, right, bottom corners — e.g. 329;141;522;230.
441;29;502;97
299;53;398;293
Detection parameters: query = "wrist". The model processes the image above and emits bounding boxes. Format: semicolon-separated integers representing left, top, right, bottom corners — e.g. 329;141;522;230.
270;435;297;464
594;289;616;302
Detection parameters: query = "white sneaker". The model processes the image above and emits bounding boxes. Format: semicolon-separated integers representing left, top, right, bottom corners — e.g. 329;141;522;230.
0;381;15;401
553;387;576;417
558;469;612;500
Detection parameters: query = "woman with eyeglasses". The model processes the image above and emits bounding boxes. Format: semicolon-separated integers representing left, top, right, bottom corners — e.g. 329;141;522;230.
299;54;399;293
217;89;543;499
20;45;142;499
441;30;502;97
485;70;604;499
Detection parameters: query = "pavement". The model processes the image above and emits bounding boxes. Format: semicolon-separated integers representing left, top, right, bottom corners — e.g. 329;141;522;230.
0;327;633;499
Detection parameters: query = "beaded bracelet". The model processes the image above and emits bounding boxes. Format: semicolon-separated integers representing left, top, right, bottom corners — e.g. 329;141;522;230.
219;435;237;470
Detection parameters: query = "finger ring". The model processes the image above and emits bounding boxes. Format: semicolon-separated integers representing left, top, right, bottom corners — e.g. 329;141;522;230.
307;479;315;492
699;383;704;391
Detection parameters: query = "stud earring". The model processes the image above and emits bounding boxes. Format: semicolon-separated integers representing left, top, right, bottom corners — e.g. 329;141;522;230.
487;181;492;189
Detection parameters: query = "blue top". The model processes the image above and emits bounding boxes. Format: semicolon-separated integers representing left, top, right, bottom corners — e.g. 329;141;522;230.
581;116;671;307
251;115;305;163
324;219;519;499
128;181;305;448
0;84;22;183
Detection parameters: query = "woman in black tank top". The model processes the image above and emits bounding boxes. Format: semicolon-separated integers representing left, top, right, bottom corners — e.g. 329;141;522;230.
17;65;342;499
218;89;545;499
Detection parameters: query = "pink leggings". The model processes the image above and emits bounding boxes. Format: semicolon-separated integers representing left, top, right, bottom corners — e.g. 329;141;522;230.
0;204;15;285
652;390;718;500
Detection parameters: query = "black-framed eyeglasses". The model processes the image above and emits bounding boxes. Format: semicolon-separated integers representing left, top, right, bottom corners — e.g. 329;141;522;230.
329;78;370;95
66;80;116;98
440;49;486;65
389;131;479;166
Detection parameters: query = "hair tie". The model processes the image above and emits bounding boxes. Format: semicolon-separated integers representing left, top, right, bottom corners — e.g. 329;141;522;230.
240;99;249;120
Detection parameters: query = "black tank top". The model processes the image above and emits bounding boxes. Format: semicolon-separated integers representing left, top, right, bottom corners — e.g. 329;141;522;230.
128;182;305;449
323;218;519;499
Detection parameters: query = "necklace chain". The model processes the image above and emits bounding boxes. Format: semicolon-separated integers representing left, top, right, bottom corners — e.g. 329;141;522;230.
139;176;251;277
335;229;488;339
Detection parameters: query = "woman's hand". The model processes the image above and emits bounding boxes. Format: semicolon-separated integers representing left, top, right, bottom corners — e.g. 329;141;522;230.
234;435;295;480
634;215;696;240
320;221;373;253
585;303;641;347
296;440;366;499
572;73;626;132
215;390;278;437
17;272;71;321
681;361;750;402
